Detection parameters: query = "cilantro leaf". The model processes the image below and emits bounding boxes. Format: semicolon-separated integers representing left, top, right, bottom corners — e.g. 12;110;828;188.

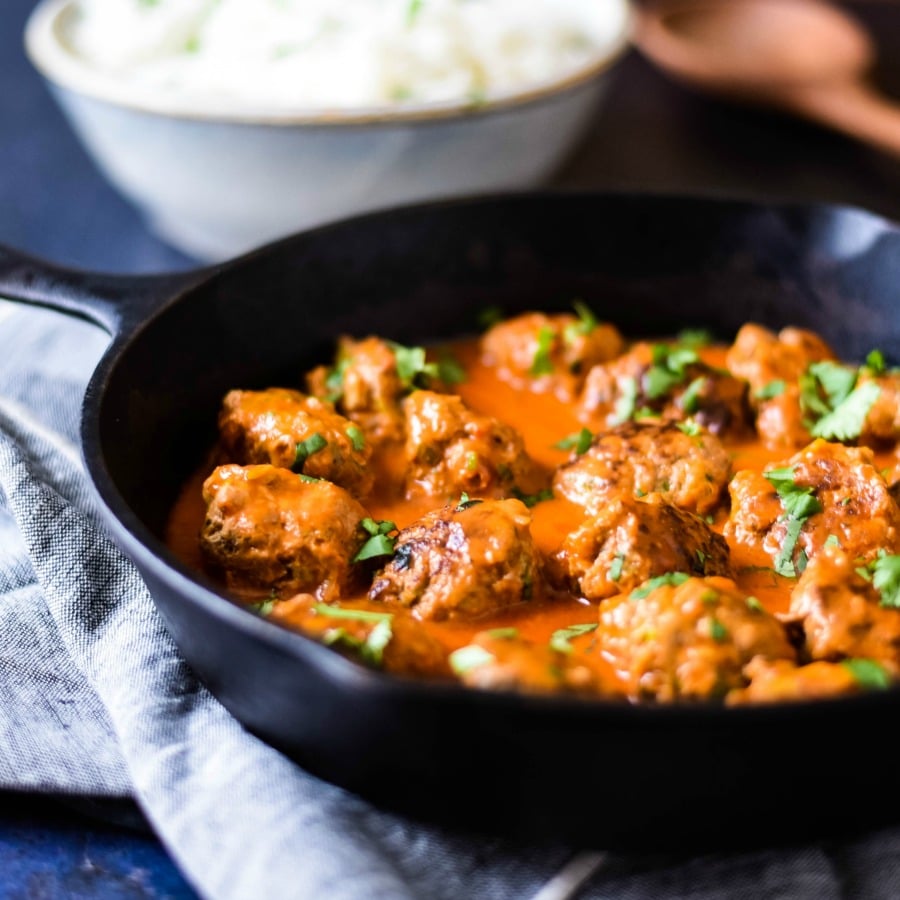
554;427;593;455
679;376;707;414
756;380;786;400
449;644;495;675
456;493;483;511
612;376;639;424
549;623;598;654
436;354;466;385
676;328;713;349
608;553;625;583
872;553;900;608
511;487;553;508
354;519;398;562
478;306;504;330
644;344;699;399
293;432;328;473
630;572;690;599
810;381;881;441
866;349;887;375
313;603;393;623
486;627;519;640
764;466;821;577
563;300;598;344
842;658;891;690
346;425;366;452
529;326;555;376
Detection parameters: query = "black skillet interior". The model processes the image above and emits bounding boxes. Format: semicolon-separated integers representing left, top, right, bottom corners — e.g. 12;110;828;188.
77;193;900;850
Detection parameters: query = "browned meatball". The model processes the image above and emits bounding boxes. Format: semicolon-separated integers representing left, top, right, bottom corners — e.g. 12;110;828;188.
369;498;542;621
789;547;900;673
726;658;867;705
481;310;624;400
450;629;615;695
307;335;460;445
578;342;752;438
553;421;731;516
726;440;900;571
548;493;732;601
859;369;900;445
218;388;373;497
402;390;547;502
597;575;795;701
726;324;835;390
725;324;836;449
268;594;450;677
201;464;367;599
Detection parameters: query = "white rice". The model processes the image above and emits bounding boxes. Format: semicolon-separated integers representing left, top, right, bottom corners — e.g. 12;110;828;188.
65;0;630;109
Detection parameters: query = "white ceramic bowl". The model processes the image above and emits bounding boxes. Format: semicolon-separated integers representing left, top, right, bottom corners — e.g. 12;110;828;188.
26;0;632;261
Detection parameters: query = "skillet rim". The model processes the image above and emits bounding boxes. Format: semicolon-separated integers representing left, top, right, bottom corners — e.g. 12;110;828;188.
77;188;900;719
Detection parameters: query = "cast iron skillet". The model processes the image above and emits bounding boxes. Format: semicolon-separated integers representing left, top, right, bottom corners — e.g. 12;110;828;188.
2;193;899;850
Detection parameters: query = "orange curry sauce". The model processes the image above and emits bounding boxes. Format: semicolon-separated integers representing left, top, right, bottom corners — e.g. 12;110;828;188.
164;339;894;655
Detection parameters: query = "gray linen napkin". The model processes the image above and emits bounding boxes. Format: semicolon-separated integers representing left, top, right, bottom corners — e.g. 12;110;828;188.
2;298;900;900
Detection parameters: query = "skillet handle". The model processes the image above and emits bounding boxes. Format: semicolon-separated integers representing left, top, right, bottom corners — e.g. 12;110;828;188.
0;244;207;337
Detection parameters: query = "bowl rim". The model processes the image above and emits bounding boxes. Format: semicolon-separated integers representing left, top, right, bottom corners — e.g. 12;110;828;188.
25;0;633;126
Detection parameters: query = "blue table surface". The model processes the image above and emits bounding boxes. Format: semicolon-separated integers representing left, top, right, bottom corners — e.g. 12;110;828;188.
5;0;900;896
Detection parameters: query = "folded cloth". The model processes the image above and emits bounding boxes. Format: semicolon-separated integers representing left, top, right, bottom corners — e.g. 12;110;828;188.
2;299;900;900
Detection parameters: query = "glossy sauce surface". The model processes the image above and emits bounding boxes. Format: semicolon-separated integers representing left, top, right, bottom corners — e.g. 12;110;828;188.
165;338;873;656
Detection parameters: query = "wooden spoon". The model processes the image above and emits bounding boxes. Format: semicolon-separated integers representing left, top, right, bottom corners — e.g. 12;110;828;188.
636;0;900;158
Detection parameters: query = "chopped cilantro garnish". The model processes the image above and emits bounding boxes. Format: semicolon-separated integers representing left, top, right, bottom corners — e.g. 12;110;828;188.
611;376;639;425
324;357;351;403
456;492;483;511
549;623;597;654
554;427;593;455
824;534;841;548
297;473;322;484
353;519;398;562
563;300;598;344
680;377;707;414
677;419;702;436
313;603;393;623
389;342;437;389
866;349;887;375
346;425;365;452
529;326;555;376
764;466;822;577
250;596;276;616
871;553;900;608
630;572;690;599
511;487;554;508
842;658;891;690
756;380;786;400
811;381;881;441
486;627;519;640
449;644;495;675
709;617;728;642
609;553;625;583
293;432;328;473
676;328;713;349
478;306;504;330
436;354;466;385
644;344;699;399
465;452;479;473
745;596;764;612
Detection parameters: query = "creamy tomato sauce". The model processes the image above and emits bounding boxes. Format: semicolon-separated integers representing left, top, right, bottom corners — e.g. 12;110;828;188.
165;337;894;656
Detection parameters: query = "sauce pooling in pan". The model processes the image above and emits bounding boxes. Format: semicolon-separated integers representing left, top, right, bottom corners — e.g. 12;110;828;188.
166;310;900;704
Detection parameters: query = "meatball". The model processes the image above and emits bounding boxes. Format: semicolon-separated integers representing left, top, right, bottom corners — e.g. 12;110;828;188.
859;369;900;445
201;464;367;599
369;498;542;621
726;324;835;390
548;493;732;601
726;658;867;705
597;575;795;701
578;342;752;438
402;390;547;502
789;547;900;673
450;629;614;695
553;421;731;516
268;594;450;678
307;335;461;445
726;440;900;570
481;310;624;400
725;324;836;449
218;388;373;497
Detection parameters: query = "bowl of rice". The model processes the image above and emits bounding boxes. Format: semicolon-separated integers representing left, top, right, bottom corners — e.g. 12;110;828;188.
26;0;632;260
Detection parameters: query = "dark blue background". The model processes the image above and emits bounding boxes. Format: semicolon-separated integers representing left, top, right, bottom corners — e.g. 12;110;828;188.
4;0;900;896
